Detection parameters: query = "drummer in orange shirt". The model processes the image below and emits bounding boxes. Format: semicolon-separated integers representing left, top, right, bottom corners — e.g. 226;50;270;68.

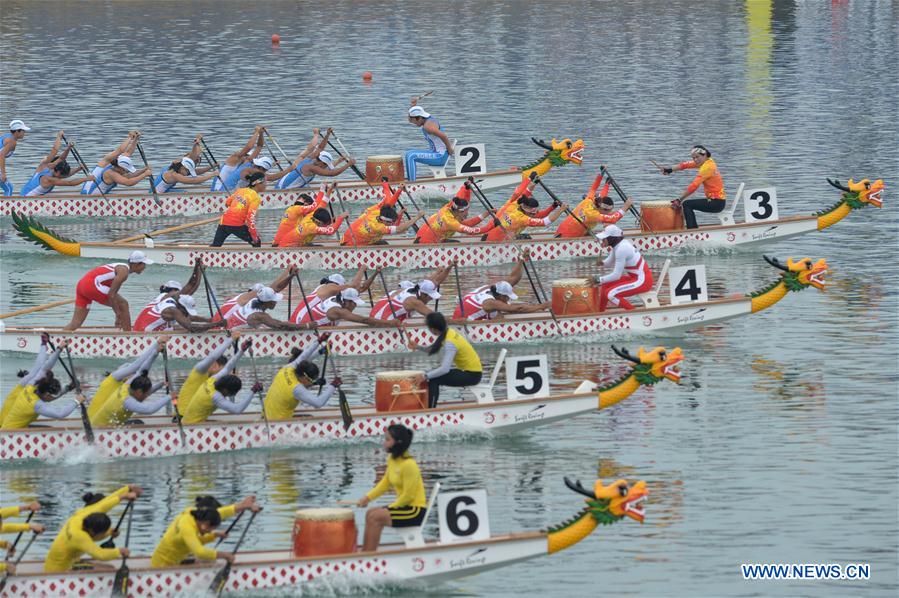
554;173;634;237
211;171;266;247
341;180;424;246
414;182;492;244
658;145;726;229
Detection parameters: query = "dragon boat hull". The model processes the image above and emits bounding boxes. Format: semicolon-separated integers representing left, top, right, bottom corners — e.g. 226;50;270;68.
0;169;521;218
0;298;750;358
0;392;601;462
2;534;550;596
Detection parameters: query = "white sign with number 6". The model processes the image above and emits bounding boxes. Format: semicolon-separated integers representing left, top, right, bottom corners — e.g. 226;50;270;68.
668;265;709;305
438;489;491;543
505;355;550;400
743;187;779;223
454;143;487;175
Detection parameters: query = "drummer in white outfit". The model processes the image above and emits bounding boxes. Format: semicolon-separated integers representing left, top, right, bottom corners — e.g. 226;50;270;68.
594;224;654;311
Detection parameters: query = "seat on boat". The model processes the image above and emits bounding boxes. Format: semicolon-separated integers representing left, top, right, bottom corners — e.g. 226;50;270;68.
398;482;441;548
424;139;456;179
468;348;507;404
717;183;745;226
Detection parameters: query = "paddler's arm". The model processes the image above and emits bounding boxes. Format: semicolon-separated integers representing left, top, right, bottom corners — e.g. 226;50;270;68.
406;297;434;318
45;173;94;187
34;394;86;420
74;531;124;562
289;340;321;367
330;307;402;328
182;527;219;561
166;307;221;333
111;340;160;382
507;255;527;286
0;137;11;182
247;312;309;331
394;211;425;234
123;391;170;415
424;342;456;379
294;128;321;161
246;200;261;245
293;383;335;408
482;298;551;315
180;260;204;296
195;334;237;374
85;485;137;516
22;342;65;387
269;266;297;293
212;343;246;379
212;389;254;414
357;268;381;294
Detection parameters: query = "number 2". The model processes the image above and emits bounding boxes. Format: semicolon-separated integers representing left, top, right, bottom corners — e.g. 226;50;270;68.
674;270;701;301
514;359;544;395
445;496;480;536
458;147;481;173
750;190;773;220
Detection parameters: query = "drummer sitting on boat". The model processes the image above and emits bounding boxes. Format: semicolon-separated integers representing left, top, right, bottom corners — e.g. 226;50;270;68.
404;98;453;182
595;224;654;311
453;252;551;321
263;336;341;418
20;130;95;196
272;182;334;246
414;182;492;244
182;339;259;425
80;131;152;195
64;250;154;332
153;135;219;193
408;312;483;408
555;173;633;237
369;265;452;321
341;180;425;245
275;128;355;190
1;119;30;195
658;144;726;229
290;287;403;329
357;424;427;550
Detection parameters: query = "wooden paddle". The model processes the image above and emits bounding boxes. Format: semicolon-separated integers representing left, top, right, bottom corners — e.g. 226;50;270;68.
162;347;188;447
262;128;290;164
110;500;135;598
100;500;133;549
3;511;34;561
0;529;39;592
57;343;94;444
650;159;666;174
135;141;162;207
208;509;259;596
247;345;271;442
599;165;651;232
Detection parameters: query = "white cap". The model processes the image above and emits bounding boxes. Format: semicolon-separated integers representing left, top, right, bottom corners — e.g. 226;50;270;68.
181;157;198;176
326;273;346;285
163;280;183;291
417;280;441;300
494;281;518;301
317;151;334;167
252;156;274;170
398;280;416;290
9;120;31;132
340;288;367;307
596;224;624;240
257;286;284;303
128;250;154;265
117;155;137;173
408;106;430;119
178;294;199;316
249;282;265;292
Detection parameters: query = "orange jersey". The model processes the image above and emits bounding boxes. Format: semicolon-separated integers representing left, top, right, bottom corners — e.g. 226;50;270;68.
415;198;487;244
678;158;725;200
495;179;533;221
273;203;318;246
280;213;345;247
220;188;262;239
342;182;404;245
555;197;624;237
484;207;549;242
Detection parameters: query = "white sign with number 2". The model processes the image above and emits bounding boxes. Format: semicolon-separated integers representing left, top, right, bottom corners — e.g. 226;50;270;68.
454;143;487;175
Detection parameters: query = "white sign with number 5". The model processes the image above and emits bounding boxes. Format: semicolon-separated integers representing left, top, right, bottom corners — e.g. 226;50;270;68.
505;355;550;400
454;143;487;175
743;187;779;223
668;265;709;305
438;489;491;543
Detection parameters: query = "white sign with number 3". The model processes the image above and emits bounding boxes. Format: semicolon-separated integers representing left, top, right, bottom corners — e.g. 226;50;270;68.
454;143;487;175
505;355;550;400
743;187;779;223
438;489;491;543
668;265;709;305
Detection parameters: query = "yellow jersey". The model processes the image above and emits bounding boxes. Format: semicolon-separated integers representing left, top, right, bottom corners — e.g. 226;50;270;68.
446;329;482;372
87;374;123;419
263;365;301;421
44;486;129;572
365;453;427;508
182;378;218;425
89;383;132;427
1;385;40;429
150;504;236;567
1;384;24;426
177;370;208;415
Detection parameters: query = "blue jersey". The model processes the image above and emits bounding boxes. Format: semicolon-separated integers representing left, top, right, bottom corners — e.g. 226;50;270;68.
275;158;315;190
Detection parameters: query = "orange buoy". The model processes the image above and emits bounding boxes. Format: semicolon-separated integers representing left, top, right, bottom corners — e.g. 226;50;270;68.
271;34;281;44
362;71;373;81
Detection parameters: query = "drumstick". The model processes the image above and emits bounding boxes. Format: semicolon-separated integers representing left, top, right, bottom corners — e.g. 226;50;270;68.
335;499;358;506
650;159;665;174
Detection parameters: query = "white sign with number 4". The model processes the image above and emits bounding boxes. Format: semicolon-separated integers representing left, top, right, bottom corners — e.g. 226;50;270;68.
743;187;779;223
505;355;550;400
454;143;487;175
668;265;709;305
438;489;491;543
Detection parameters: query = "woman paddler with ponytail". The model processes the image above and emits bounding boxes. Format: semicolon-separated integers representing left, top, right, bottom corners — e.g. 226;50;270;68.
263;334;342;419
407;312;482;408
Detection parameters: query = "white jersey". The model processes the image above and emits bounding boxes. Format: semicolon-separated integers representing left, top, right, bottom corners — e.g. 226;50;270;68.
600;239;645;284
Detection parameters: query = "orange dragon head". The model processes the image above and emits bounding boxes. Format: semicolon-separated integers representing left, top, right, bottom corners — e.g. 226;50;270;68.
764;256;828;291
827;177;884;209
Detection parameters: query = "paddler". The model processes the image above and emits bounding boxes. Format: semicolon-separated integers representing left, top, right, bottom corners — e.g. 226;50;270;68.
152;134;220;193
212;267;296;323
407;312;482;407
224;286;311;331
263;335;341;418
658;144;726;229
554;173;633;237
89;339;173;427
369;265;452;321
43;484;142;573
211;171;268;247
63;250;154;331
177;331;242;414
414;182;493;244
356;424;427;551
0;119;31;195
80;131;152;195
452;252;550;321
20;130;94;196
210;125;264;191
272;182;334;246
274;128;355;190
594;224;654;311
86;338;164;420
133;260;220;332
404;98;453;181
277;207;348;248
482;175;568;241
341;180;425;246
182;339;259;424
150;495;260;568
1;502;45;574
287;269;375;323
1;332;56;425
290;286;403;329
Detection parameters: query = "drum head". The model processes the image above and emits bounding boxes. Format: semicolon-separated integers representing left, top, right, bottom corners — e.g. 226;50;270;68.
295;507;354;521
376;370;426;379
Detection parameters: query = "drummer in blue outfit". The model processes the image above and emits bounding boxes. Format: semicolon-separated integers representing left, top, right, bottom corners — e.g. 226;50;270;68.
404;98;454;181
0;119;31;196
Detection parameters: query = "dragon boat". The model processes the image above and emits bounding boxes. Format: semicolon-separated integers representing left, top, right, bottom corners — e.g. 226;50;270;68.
0;346;682;462
0;255;826;358
1;475;647;596
9;178;882;270
0;138;583;218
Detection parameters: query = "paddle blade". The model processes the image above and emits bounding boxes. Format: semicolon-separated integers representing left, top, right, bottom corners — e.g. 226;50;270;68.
111;563;129;597
338;389;354;430
209;562;232;596
79;404;94;443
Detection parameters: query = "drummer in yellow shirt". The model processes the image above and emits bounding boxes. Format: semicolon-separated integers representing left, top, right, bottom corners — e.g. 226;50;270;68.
1;501;45;574
150;495;260;568
44;485;141;572
407;312;483;408
356;424;427;552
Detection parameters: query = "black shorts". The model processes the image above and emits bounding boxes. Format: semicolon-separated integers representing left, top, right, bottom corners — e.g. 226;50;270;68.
389;506;426;528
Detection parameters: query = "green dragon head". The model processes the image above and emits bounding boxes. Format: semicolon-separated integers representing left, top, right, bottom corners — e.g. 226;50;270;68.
564;477;648;524
612;345;684;385
827;177;884;209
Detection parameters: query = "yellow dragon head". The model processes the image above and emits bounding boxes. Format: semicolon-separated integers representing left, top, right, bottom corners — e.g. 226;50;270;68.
565;477;648;523
520;137;585;180
764;256;828;291
827;177;885;208
612;345;684;385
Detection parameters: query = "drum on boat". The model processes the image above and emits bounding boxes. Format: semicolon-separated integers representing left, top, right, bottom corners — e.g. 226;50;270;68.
375;370;428;412
365;155;405;184
552;278;598;315
292;508;358;557
640;200;684;233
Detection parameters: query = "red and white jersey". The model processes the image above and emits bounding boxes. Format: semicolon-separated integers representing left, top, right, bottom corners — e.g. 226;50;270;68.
599;239;646;284
211;294;243;323
291;295;341;327
289;285;331;324
452;286;497;321
225;301;262;329
81;263;127;296
370;289;415;321
133;297;177;332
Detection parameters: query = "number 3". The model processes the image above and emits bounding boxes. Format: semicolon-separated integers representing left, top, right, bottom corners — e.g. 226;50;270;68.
750;190;773;220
